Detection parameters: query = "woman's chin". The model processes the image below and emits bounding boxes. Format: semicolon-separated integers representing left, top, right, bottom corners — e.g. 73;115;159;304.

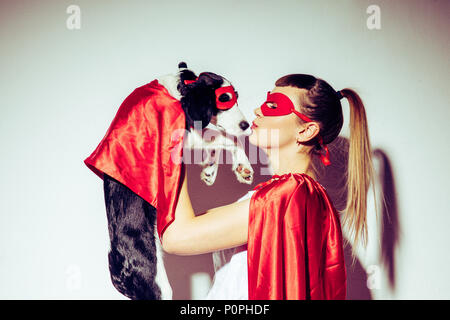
249;130;265;149
248;130;257;144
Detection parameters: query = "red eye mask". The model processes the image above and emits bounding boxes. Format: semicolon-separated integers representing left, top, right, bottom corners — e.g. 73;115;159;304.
260;91;331;166
260;91;312;122
215;86;237;110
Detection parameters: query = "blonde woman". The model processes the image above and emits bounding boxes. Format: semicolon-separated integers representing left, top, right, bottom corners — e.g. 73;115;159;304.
162;74;376;300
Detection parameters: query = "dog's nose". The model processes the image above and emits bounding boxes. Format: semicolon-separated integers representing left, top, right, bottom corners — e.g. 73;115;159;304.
239;121;250;131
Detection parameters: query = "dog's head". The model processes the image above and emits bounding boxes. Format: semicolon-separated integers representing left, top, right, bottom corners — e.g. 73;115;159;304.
177;62;250;137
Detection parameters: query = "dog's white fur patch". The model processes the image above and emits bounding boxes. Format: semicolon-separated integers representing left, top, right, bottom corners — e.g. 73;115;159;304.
157;73;182;101
154;227;173;300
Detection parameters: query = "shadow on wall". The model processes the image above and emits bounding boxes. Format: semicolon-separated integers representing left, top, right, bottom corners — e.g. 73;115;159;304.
164;135;400;299
373;148;400;291
317;137;400;299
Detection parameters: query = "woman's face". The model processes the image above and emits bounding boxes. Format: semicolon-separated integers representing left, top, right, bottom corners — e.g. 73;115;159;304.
249;86;309;149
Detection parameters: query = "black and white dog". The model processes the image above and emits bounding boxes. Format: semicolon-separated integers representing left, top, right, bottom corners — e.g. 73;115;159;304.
102;63;253;300
159;62;254;185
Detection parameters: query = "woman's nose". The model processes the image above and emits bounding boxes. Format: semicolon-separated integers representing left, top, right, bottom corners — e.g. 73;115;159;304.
254;107;262;117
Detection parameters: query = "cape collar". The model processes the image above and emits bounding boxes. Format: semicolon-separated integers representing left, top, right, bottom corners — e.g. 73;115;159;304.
252;172;325;191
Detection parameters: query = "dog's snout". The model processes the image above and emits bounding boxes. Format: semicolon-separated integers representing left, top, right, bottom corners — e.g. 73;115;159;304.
239;121;250;131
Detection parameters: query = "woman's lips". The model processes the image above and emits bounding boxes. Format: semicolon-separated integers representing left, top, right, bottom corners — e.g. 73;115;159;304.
251;121;258;129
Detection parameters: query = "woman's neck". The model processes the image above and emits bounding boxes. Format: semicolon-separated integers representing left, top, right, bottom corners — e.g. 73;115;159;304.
265;146;316;179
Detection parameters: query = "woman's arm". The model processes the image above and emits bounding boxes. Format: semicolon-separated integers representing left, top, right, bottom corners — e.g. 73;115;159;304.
161;165;250;255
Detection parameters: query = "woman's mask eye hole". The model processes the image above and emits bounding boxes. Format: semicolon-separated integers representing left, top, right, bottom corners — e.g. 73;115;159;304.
218;92;232;102
266;102;277;109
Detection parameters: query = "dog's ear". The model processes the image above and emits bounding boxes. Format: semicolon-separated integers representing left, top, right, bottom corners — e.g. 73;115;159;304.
180;71;226;129
186;106;214;130
180;71;224;95
196;72;223;88
179;71;224;99
181;85;217;129
180;74;223;129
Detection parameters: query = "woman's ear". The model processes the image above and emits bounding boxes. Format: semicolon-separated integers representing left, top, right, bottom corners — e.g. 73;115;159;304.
296;122;320;143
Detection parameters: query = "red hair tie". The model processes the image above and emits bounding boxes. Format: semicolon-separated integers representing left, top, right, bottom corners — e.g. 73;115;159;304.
317;136;331;166
184;77;198;85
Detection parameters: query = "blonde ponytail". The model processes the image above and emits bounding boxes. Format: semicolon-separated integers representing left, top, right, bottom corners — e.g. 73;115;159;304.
341;88;377;257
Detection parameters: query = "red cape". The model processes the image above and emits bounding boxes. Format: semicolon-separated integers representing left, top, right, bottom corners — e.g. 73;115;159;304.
248;173;346;300
84;79;185;239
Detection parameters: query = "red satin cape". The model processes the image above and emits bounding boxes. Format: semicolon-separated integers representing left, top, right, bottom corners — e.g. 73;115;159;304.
84;79;185;240
248;173;346;300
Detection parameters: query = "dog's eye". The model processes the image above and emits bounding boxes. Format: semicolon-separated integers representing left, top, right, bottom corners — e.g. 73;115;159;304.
218;92;232;102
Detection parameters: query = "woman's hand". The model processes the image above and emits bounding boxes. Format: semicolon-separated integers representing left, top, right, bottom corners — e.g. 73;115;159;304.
161;164;250;255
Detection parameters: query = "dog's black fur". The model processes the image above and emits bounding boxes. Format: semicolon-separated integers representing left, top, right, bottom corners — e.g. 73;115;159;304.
102;63;235;300
179;70;222;129
104;173;161;300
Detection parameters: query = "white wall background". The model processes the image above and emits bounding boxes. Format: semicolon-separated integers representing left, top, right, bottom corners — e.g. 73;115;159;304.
0;0;449;299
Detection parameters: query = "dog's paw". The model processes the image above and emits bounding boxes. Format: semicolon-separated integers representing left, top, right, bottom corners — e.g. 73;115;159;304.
200;162;219;186
233;163;254;184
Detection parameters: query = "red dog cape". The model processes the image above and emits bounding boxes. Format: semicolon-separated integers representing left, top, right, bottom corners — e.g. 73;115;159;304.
84;80;185;239
248;173;347;300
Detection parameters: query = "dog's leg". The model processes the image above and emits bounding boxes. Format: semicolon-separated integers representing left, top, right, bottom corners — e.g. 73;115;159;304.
203;133;254;184
230;144;254;184
199;148;220;186
185;129;254;185
103;173;164;300
184;129;220;185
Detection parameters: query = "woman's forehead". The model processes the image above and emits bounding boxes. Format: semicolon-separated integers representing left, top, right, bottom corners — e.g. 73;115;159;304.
270;86;307;107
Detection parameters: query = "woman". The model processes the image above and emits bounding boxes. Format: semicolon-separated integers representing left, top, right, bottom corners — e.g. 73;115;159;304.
162;74;376;300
